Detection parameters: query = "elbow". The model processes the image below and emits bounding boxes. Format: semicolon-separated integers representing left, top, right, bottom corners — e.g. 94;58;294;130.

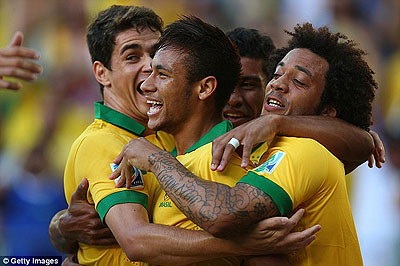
118;231;152;262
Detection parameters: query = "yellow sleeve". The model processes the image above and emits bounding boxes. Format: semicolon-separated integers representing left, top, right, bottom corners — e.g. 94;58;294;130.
238;138;331;216
73;132;150;222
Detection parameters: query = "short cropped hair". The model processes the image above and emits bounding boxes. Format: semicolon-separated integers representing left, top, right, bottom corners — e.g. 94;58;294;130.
86;5;163;95
270;23;377;130
155;16;241;114
227;27;276;80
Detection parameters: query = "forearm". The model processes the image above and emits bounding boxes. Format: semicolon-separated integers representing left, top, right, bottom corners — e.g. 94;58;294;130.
274;115;374;166
149;151;277;237
49;210;79;254
125;222;251;265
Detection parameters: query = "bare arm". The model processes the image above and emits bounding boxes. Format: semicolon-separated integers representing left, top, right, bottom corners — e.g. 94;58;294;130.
211;114;374;174
105;201;311;265
110;139;283;238
49;209;78;254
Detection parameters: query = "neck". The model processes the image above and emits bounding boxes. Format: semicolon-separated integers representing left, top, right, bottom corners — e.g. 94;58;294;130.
173;113;222;155
103;98;154;136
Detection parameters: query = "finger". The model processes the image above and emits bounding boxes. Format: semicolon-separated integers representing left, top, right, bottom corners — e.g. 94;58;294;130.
113;146;127;164
125;165;134;189
211;135;231;171
368;154;374;168
92;227;115;239
375;150;382;168
241;137;253;168
0;79;21;90
217;143;236;172
8;32;24;47
287;225;321;249
109;164;121;180
0;67;38;81
287;209;305;227
0;46;40;59
70;178;89;202
0;57;42;73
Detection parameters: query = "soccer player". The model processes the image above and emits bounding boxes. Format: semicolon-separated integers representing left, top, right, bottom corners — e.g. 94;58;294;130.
0;31;42;90
223;28;275;127
111;23;377;265
50;7;318;266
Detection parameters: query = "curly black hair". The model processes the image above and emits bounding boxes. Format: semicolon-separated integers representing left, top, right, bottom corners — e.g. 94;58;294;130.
226;28;276;80
270;23;377;130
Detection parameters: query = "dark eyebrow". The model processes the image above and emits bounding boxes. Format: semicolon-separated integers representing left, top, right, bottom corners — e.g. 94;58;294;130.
120;43;142;56
295;65;312;77
241;75;261;82
154;64;171;73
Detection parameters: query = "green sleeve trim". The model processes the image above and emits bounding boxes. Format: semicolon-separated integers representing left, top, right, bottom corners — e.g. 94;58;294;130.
238;172;293;216
97;190;148;223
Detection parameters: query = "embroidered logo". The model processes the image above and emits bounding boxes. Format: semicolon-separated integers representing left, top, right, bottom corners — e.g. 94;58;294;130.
253;151;286;174
110;163;144;188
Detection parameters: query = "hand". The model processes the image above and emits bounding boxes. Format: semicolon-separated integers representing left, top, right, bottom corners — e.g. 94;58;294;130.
61;254;82;266
109;138;164;188
59;178;116;246
368;130;385;168
239;209;321;255
211;114;280;171
0;31;42;90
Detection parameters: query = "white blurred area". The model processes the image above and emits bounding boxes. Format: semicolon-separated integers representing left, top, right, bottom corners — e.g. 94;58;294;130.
0;0;399;264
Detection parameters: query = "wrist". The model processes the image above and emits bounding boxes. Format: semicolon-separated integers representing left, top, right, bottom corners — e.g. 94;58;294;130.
267;114;283;136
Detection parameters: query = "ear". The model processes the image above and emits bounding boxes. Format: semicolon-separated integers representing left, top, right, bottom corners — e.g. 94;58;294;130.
320;105;337;117
93;61;111;88
197;76;217;101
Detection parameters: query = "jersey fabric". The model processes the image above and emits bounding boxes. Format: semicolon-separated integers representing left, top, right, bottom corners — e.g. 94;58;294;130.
239;136;363;266
152;120;245;266
64;102;174;266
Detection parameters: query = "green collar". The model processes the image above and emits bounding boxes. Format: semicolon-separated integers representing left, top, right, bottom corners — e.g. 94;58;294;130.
171;120;233;157
94;101;146;136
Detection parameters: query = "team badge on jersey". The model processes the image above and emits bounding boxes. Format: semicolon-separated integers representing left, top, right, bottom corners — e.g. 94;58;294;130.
110;163;144;188
253;151;286;174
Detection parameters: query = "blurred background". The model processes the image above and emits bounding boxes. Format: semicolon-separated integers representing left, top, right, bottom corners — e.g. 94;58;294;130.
0;0;398;265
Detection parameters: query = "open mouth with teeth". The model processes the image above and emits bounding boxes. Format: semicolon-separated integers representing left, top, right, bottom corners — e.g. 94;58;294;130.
147;100;163;116
264;97;286;113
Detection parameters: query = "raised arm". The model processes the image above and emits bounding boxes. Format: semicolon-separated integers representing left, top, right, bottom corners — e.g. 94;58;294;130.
211;114;375;174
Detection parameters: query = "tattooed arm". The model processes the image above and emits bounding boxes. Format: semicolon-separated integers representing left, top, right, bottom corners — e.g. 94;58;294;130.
111;138;281;238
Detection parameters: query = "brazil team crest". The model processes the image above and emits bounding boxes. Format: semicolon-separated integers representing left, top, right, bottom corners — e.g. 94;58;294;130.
253;151;286;174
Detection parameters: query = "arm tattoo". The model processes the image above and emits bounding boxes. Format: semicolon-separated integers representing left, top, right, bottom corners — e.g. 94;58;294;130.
148;151;279;237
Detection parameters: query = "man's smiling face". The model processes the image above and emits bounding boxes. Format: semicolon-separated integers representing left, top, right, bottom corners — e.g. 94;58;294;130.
263;48;328;116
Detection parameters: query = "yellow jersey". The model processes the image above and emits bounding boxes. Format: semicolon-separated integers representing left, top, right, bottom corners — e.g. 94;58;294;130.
240;136;363;266
64;102;174;266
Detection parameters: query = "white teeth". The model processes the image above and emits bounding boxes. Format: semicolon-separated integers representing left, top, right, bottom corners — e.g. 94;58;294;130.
147;100;162;105
268;99;284;107
225;113;243;118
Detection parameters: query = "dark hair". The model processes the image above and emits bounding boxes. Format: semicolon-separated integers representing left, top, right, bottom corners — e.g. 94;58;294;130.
270;23;377;130
227;27;276;80
155;15;241;114
86;5;163;95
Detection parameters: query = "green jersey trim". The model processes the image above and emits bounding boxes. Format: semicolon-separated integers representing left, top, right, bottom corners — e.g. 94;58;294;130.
170;120;233;156
238;172;293;216
94;101;146;136
97;190;148;223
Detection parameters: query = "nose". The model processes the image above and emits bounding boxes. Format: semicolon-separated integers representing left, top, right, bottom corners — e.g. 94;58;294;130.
227;87;243;107
142;54;152;74
141;73;156;94
269;75;289;93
